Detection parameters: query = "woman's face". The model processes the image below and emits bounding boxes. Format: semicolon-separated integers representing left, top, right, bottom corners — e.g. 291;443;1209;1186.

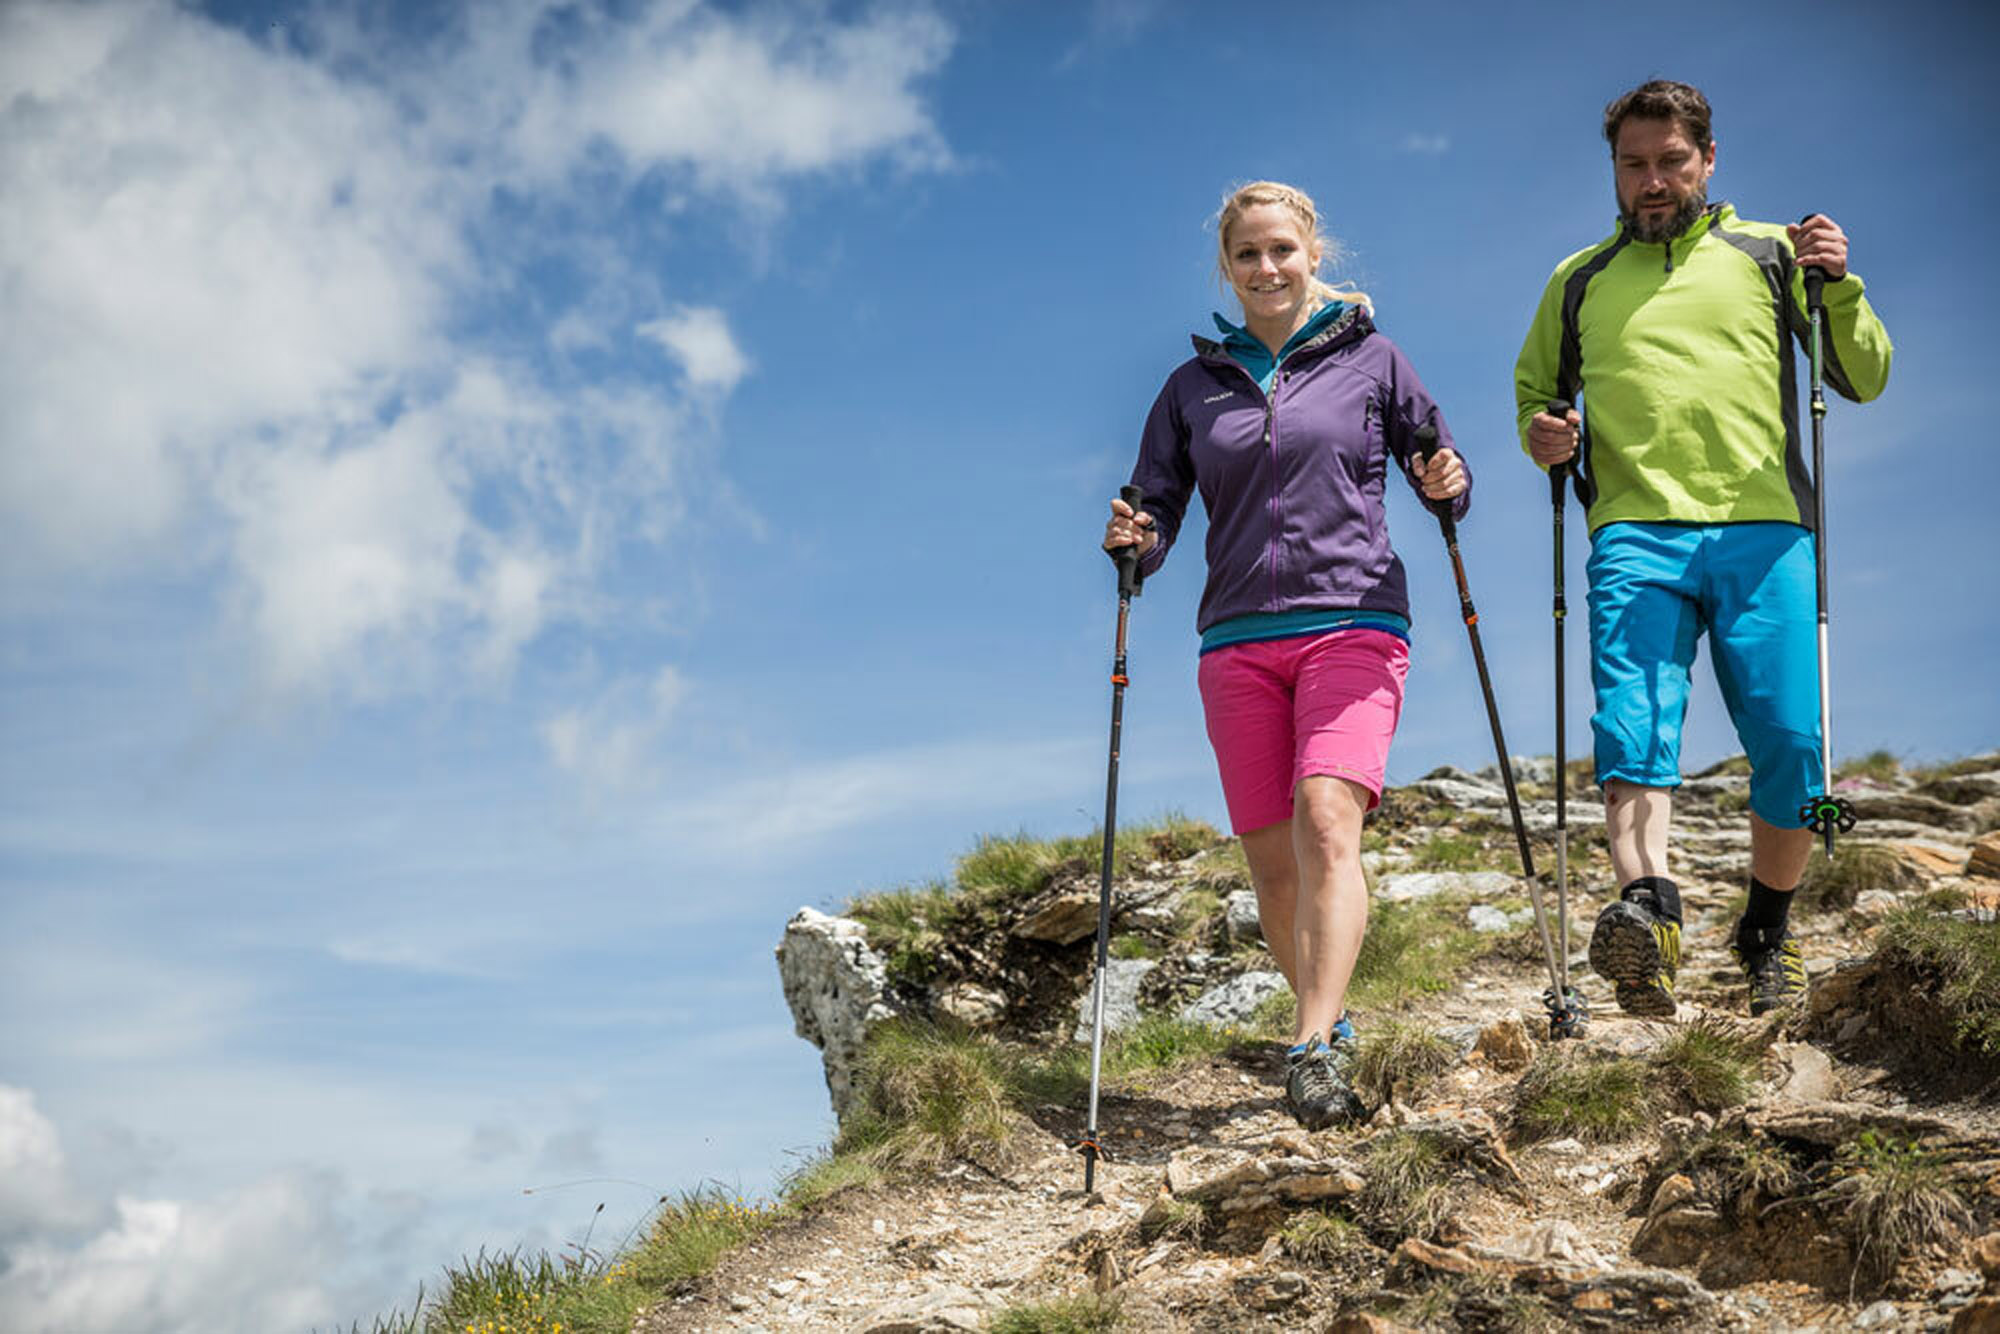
1225;203;1321;330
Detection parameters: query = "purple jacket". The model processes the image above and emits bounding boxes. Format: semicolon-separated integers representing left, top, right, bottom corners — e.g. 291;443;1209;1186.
1130;306;1470;634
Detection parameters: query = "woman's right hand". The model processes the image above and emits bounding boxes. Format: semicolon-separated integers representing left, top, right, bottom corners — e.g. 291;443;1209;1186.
1103;495;1157;555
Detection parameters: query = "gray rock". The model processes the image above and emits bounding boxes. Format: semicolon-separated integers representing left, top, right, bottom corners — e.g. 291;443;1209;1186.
1378;870;1516;902
776;908;900;1118
1403;777;1509;809
853;1286;995;1333
1852;1300;1899;1328
1179;970;1287;1027
1072;958;1157;1041
1224;889;1263;943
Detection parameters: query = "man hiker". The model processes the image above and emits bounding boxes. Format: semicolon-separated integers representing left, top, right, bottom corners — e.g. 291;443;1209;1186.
1513;80;1892;1018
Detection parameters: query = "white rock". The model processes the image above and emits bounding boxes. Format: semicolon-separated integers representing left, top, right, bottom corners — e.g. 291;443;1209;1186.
1224;889;1263;943
775;907;900;1118
1072;958;1157;1041
1377;870;1517;902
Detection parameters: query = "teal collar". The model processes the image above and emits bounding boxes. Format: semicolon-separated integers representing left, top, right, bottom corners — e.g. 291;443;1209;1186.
1212;300;1347;392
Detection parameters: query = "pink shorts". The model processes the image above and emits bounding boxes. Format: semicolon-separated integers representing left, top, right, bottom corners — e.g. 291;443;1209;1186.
1196;629;1409;834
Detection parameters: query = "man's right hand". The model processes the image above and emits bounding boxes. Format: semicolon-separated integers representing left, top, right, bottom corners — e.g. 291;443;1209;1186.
1528;406;1581;468
1103;495;1157;555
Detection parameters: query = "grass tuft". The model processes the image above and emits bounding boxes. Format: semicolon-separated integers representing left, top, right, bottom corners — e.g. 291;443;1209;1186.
1410;831;1490;871
1651;1016;1763;1113
1837;1131;1972;1294
1277;1209;1372;1267
989;1292;1124;1333
1349;898;1487;1008
1350;1020;1461;1107
1797;842;1920;913
778;1148;883;1212
1874;906;2000;1054
1358;1128;1454;1240
1140;1197;1211;1245
1835;749;1901;782
839;1020;1018;1171
1511;1048;1654;1143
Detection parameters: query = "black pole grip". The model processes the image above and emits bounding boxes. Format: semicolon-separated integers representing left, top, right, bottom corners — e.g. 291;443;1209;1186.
1110;484;1145;598
1546;398;1574;504
1413;424;1455;532
1796;213;1827;308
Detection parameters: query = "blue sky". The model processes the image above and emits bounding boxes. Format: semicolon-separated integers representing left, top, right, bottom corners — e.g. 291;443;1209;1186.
2;1;1995;1329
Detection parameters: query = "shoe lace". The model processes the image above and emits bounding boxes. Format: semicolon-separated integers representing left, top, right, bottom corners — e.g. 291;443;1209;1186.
1742;934;1804;997
1289;1044;1344;1105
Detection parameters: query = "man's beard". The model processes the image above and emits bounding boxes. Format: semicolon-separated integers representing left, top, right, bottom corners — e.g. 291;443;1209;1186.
1621;180;1707;244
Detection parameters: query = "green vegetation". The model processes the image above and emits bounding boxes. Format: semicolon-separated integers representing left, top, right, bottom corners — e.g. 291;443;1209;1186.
1140;1197;1211;1245
1410;830;1490;871
989;1292;1124;1333
1694;753;1752;778
1511;1049;1654;1143
1277;1209;1372;1266
1109;934;1157;960
845;815;1222;986
1838;1131;1973;1293
1651;1016;1763;1113
1350;1020;1461;1107
1349;897;1488;1008
365;1186;788;1334
1797;842;1918;913
838;1020;1020;1172
1875;905;2000;1054
1910;752;2000;783
1013;1014;1242;1106
1358;1128;1454;1239
1835;749;1901;783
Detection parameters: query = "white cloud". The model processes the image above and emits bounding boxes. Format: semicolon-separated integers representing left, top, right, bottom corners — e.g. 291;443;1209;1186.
0;0;955;699
0;1085;393;1334
638;307;752;392
657;734;1099;860
1398;132;1451;155
542;666;689;795
0;1088;96;1241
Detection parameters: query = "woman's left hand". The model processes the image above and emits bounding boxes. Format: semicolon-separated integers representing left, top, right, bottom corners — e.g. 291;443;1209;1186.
1413;446;1466;501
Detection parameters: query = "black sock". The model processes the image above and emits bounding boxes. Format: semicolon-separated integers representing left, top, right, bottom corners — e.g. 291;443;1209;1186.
1738;876;1793;945
1621;875;1682;926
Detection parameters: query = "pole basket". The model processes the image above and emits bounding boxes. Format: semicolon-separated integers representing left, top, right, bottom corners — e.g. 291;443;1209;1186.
1544;987;1589;1041
1800;792;1857;857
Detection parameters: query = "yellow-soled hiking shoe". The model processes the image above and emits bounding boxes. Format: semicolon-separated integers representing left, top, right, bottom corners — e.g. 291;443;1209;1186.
1587;898;1680;1018
1734;925;1809;1016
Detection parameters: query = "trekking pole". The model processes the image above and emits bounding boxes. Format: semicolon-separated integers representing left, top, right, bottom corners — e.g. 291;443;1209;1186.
1413;426;1585;1040
1793;219;1857;858
1079;484;1144;1194
1543;400;1588;1040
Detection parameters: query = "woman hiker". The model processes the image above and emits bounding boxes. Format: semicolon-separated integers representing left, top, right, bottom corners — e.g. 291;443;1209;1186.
1101;180;1470;1130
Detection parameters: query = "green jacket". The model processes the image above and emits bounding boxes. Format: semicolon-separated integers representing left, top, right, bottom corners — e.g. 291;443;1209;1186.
1514;202;1892;531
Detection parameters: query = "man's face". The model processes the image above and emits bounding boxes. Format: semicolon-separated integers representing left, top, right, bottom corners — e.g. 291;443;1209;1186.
1613;116;1715;243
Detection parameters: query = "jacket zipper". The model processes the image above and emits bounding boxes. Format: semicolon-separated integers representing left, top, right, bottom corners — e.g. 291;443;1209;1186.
1266;367;1280;611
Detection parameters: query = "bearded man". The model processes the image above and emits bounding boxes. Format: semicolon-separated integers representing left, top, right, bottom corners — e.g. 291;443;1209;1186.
1513;80;1892;1019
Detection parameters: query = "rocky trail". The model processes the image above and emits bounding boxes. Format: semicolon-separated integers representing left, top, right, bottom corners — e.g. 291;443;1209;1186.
641;756;2000;1333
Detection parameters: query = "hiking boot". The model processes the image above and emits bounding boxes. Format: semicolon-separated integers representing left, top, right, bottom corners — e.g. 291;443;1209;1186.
1285;1030;1364;1131
1734;924;1808;1016
1587;897;1680;1018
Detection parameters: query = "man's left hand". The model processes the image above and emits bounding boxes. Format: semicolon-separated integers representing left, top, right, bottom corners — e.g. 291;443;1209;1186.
1788;214;1849;281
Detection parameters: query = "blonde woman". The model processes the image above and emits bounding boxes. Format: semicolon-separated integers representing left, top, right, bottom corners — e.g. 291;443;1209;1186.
1103;182;1469;1129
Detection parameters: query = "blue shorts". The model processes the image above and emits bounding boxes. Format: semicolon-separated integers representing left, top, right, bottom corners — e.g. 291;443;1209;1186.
1586;521;1823;828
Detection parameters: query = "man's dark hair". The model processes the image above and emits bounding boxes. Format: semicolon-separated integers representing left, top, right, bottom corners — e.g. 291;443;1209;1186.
1603;80;1713;155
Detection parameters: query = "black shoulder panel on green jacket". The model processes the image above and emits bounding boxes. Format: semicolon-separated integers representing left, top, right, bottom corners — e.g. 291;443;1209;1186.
1706;217;1816;528
1556;233;1629;509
